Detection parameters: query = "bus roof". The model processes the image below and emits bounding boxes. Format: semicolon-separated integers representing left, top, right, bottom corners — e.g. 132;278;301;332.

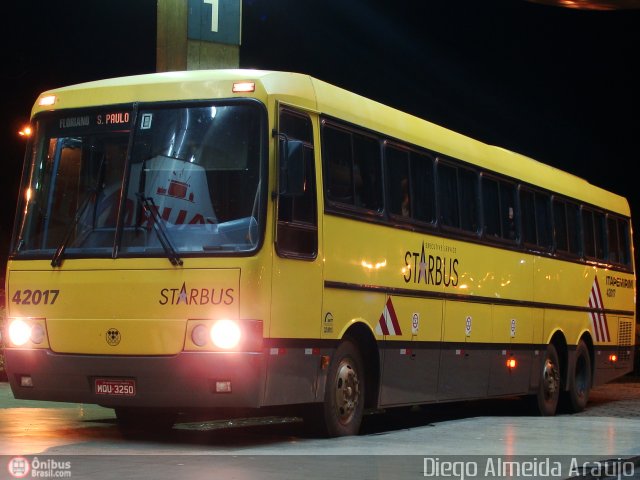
32;69;630;216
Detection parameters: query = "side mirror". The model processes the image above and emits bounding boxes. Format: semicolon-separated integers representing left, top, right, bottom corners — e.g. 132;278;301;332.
278;137;305;196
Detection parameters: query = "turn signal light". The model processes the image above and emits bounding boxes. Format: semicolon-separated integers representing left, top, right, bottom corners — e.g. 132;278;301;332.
506;358;517;369
609;354;618;363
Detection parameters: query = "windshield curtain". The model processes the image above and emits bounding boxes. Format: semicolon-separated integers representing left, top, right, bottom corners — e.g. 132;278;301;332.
12;101;265;259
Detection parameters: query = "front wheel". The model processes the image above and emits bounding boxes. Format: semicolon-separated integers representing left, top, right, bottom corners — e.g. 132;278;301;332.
536;343;561;416
315;339;365;437
564;340;592;413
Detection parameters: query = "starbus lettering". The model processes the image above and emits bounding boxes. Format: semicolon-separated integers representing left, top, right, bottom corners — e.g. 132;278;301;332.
159;282;235;306
404;242;459;287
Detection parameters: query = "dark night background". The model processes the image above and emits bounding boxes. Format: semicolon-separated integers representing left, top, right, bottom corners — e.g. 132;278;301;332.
2;0;639;280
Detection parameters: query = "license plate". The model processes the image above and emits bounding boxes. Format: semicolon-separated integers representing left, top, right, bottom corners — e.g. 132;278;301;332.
94;378;136;396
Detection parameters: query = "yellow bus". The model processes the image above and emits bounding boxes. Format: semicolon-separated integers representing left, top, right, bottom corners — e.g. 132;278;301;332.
4;70;635;436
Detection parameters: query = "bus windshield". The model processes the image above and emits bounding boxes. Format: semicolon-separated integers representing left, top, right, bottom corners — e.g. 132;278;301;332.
13;101;265;260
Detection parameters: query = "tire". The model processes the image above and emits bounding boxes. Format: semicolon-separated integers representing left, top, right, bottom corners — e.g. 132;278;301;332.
536;343;561;416
315;339;365;437
565;340;592;413
114;407;177;430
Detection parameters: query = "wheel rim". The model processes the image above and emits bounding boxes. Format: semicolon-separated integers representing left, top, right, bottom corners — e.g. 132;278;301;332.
334;358;360;425
542;357;559;401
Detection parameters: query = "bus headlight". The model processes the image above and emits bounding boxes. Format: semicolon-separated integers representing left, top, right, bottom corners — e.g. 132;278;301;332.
210;319;241;349
9;319;32;346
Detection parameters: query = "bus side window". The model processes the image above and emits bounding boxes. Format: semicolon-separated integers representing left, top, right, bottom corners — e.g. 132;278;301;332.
566;202;580;256
385;145;411;218
607;216;620;263
520;189;537;245
276;109;317;259
437;162;460;229
535;192;552;250
323;125;354;205
618;218;631;266
553;199;569;253
582;208;596;258
594;211;606;261
322;122;383;213
482;177;500;237
459;167;479;233
411;151;436;224
483;177;516;242
353;132;383;211
500;181;517;241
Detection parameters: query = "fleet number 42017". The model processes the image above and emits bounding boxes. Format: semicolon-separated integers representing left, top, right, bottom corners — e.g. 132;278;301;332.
12;289;60;305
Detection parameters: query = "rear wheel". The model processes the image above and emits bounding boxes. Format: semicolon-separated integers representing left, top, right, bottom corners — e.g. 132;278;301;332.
536;343;561;416
564;340;592;412
310;339;365;437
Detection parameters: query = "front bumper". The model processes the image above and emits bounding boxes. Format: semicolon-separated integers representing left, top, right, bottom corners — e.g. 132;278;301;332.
5;348;264;409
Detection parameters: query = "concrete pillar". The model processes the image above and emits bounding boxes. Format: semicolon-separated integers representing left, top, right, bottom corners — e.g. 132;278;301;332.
157;0;240;72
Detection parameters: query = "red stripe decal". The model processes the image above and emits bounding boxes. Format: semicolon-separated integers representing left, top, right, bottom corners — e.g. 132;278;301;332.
386;297;402;336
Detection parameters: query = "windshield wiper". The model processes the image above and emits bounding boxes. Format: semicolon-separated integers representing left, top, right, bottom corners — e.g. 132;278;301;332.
51;154;107;267
136;193;183;266
50;193;94;267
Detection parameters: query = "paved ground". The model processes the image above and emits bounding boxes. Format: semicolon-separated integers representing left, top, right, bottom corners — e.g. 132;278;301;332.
0;377;639;479
576;376;640;419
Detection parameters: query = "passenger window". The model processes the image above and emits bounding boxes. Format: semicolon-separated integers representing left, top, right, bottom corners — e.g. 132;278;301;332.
553;200;568;252
323;126;353;204
482;177;516;242
353;133;382;211
411;152;436;223
594;212;606;260
582;209;596;258
607;217;619;263
459;168;479;233
482;177;500;237
385;146;411;218
438;163;459;229
566;202;580;255
322;122;382;213
535;193;552;250
500;182;517;241
618;219;631;266
520;189;536;245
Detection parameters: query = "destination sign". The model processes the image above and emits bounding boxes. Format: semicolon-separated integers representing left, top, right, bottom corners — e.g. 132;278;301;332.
43;107;134;135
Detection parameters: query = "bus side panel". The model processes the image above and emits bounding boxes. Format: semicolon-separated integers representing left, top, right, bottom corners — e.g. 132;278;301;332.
378;297;443;406
488;305;535;396
437;301;492;401
263;346;325;406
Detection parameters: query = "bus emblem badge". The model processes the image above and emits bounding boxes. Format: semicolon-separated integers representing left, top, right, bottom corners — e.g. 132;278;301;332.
106;328;121;346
